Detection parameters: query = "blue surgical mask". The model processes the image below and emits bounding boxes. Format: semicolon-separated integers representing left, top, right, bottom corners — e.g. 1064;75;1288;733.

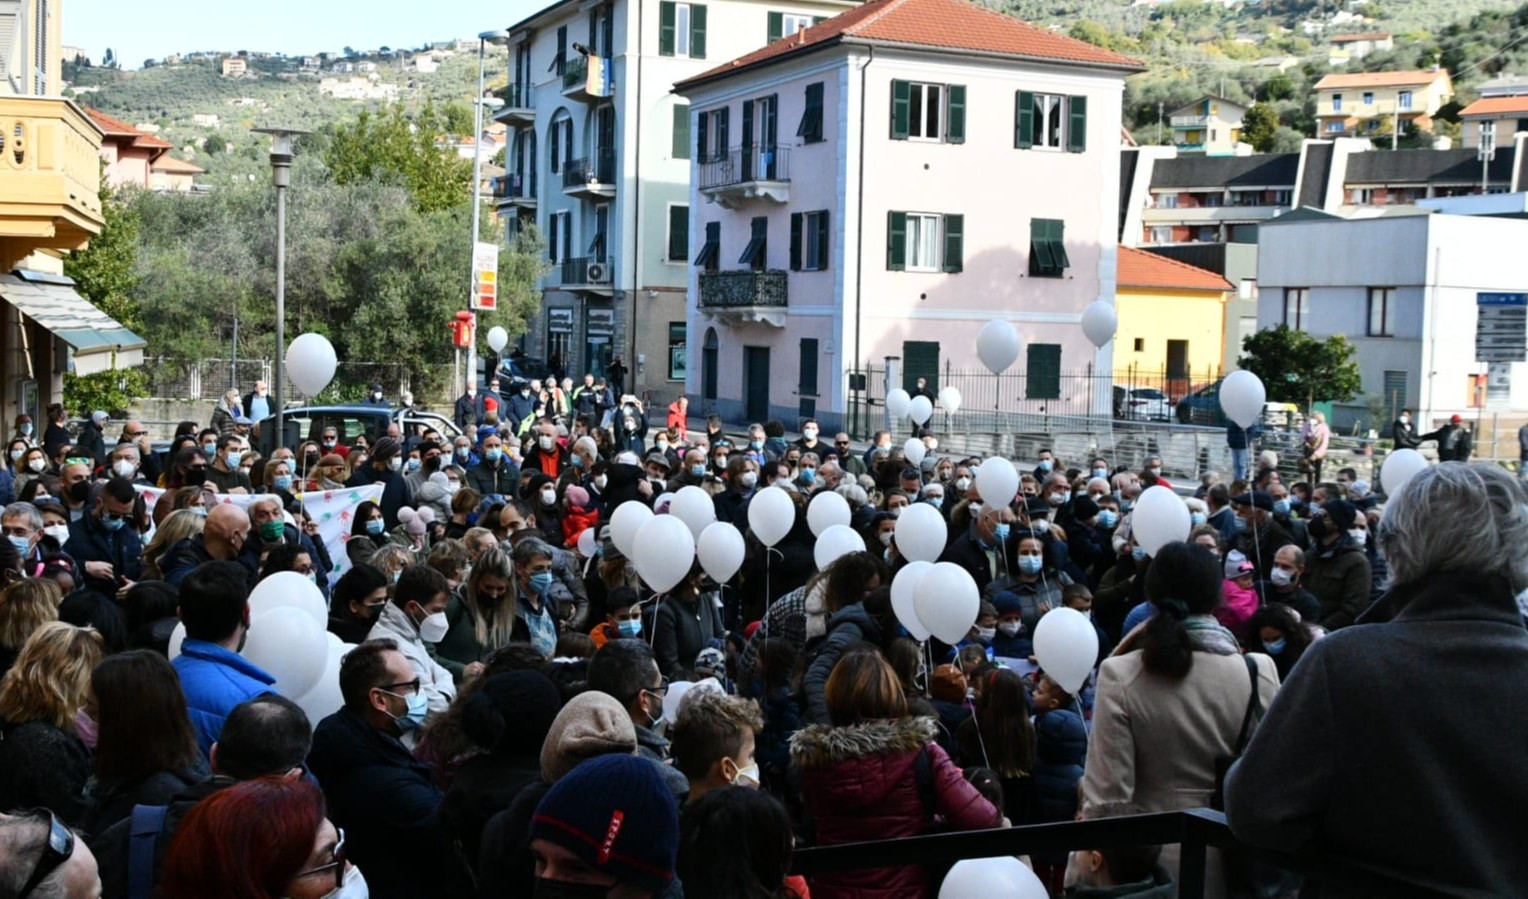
1191;512;1207;527
456;447;471;460
751;439;764;449
19;423;32;436
1263;638;1287;655
925;496;943;509
528;571;555;595
1234;516;1248;532
486;448;503;463
1092;467;1107;479
1273;499;1291;515
800;469;816;484
1131;546;1148;561
366;518;386;536
102;516;126;532
406;458;421;472
1038;459;1053;472
1098;509;1118;529
992;522;1010;543
571;453;584;468
7;535;30;557
202;443;216;456
618;618;642;638
225;451;243;468
274;475;293;492
1018;555;1043;575
691;464;707;478
388;689;429;730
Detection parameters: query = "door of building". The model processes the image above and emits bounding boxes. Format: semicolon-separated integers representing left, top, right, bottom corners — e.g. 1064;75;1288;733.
744;346;770;422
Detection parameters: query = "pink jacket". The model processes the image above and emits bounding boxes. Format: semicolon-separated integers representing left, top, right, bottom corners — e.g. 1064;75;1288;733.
1216;580;1261;637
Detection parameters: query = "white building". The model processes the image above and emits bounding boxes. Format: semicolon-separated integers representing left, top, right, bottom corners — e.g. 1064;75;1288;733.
495;0;856;398
1256;211;1528;432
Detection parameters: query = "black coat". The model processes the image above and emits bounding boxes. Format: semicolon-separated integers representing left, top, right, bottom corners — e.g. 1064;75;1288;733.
66;514;143;598
467;458;519;497
309;707;472;899
84;766;206;836
0;720;92;826
803;603;884;724
939;532;1003;594
1226;573;1528;896
440;753;541;871
92;776;228;899
653;591;726;678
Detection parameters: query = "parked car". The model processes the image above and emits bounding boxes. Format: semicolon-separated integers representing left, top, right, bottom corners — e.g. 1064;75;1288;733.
1113;385;1174;422
254;405;464;456
1175;378;1301;429
476;353;552;387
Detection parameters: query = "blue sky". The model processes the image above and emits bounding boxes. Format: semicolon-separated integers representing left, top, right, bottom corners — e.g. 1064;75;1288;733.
65;0;542;69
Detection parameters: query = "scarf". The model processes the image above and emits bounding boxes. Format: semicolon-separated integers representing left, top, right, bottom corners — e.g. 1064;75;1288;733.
1183;614;1240;655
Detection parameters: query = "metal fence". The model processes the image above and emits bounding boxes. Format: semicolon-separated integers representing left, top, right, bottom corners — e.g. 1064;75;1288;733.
140;357;431;405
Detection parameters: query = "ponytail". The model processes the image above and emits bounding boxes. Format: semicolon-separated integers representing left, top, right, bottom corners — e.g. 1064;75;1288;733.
1139;542;1222;679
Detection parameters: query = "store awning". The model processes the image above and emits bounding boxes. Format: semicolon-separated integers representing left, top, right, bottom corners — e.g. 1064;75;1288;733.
0;270;146;376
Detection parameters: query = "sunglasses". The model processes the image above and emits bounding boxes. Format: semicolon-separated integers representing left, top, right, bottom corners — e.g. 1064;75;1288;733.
294;828;347;894
19;809;74;897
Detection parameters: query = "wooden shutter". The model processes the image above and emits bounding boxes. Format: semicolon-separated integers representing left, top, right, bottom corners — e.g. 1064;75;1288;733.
768;11;783;42
887;211;907;271
549;214;560;262
690;4;707;58
696;110;708;161
798;81;823;142
659;1;676;56
790;213;803;271
1026;344;1062;400
716;106;729;158
799;338;820;395
1030;218;1054;274
814;211;830;270
556;26;567;74
549;119;560;172
946;85;966;144
668;205;689;260
890;80;911;140
673;103;690;159
941;214;963;273
1068;96;1087;153
813;15;826;24
1016;90;1034;149
902;341;941;393
1049;219;1070;269
589;8;599;53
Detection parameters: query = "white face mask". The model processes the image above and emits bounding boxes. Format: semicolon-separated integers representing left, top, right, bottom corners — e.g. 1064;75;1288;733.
417;609;449;643
1270;567;1294;587
541;487;558;506
975;626;996;644
997;621;1022;637
954;477;971;492
319;862;370;898
539;435;555;451
446;481;461;495
112;460;136;479
28;458;45;473
1348;528;1368;546
595;475;608;490
878;531;893;547
44;524;69;546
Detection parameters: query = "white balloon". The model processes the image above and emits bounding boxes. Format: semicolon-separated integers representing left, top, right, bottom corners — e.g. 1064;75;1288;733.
909;395;933;425
914;562;980;644
1380;448;1429;496
1033;607;1100;695
633;514;696;594
891;561;934;641
806;490;851;537
609;501;654;558
747;486;796;548
248;570;328;629
1080;300;1118;349
813;524;865;570
938;386;962;415
894;502;948;564
285;332;337;398
242;607;328;697
1219;369;1267;430
975;457;1019;507
486;325;509;352
903;438;927;467
940;857;1047;899
577;525;598;558
653;492;676;514
670;485;717;541
662;677;724;724
976;320;1021;375
168;621;187;660
886;388;911;418
697;522;746;583
293;641;353;725
1132;485;1191;557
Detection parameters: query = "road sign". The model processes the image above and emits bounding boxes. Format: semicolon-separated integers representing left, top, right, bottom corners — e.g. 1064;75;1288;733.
470;241;498;311
1476;292;1527;363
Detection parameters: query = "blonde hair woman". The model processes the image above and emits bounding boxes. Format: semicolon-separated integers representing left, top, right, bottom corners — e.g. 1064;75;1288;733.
433;546;523;676
142;509;206;582
0;577;63;677
0;622;106;822
368;544;416;583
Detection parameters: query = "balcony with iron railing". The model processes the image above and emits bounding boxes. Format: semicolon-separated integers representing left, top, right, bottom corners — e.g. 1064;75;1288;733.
699;146;790;208
698;269;788;326
561;147;616;200
562;55;614;101
493;172;537;209
559;255;614;294
0;96;105;261
494;83;535;126
1171;114;1210;127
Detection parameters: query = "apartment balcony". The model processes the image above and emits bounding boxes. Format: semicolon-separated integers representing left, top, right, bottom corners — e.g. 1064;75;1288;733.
0;97;105;261
699;146;790;209
493;172;537;211
562;148;616;200
697;269;788;327
559;256;614;296
562;55;614;102
1170;115;1210;127
1142;205;1287;225
495;83;535;126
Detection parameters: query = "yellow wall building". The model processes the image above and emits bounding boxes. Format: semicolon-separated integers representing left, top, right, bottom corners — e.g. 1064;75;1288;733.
1113;245;1231;399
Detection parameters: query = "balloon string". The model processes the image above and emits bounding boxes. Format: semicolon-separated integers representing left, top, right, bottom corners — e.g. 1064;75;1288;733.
953;650;992;771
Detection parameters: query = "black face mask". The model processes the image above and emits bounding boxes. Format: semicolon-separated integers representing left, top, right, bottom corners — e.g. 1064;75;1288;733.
533;878;611;899
68;480;91;504
1306;517;1329;540
185;468;208;487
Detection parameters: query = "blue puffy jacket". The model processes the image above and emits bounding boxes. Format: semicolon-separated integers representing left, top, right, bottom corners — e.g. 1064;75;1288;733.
1033;705;1087;824
172;640;276;756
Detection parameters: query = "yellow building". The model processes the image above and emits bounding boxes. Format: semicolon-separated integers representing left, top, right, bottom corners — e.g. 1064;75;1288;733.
2;0;144;428
1168;95;1247;156
1113;245;1231;400
1313;69;1453;139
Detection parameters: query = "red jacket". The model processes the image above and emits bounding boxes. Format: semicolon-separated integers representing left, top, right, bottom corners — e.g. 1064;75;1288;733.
790;716;999;899
666;403;688;442
561;505;600;549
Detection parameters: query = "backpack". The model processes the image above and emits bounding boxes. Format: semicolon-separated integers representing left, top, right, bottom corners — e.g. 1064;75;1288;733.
128;803;171;899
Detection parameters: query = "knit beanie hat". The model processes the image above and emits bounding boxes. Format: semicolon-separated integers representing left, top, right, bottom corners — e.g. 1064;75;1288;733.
531;754;678;894
540;691;638;784
370;436;401;461
565;485;591;509
930;664;968;704
1325;499;1359;532
398;506;434;536
462;670;564;756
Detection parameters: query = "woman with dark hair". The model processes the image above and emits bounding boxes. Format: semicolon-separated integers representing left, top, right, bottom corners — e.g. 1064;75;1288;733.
791;648;1000;898
801;575;888;725
161;775;359;899
327;563;389;644
18;470;57;504
123;580;180;653
678;786;805;899
652;561;726;679
1243;603;1314;681
154;446;211;525
259;542;316;585
345;500;387;570
737;551;888;687
15;445;50;491
956;667;1037;826
85;649;208;832
1081;541;1279;893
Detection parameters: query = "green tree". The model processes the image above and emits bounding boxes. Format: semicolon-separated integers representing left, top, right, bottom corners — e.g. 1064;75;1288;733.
203;133;227;154
1238;325;1363;409
65;184;142;331
1069;19;1116;50
63;370;150;418
442;101;475;137
1241;102;1280;151
323;107;472;213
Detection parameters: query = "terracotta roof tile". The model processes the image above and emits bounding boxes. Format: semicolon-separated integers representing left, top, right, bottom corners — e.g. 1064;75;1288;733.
1314;70;1448;90
84;108;174;149
150;155;205;174
1459;96;1528;118
1330;32;1391;43
676;0;1142;90
1116;245;1232;292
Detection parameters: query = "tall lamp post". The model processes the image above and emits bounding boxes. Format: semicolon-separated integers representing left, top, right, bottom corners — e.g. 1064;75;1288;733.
253;127;310;440
466;29;510;394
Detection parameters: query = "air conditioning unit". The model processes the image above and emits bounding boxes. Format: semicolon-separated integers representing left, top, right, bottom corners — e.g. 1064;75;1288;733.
587;262;609;282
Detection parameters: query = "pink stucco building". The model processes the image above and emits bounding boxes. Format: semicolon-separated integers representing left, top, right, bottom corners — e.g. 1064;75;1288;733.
674;0;1142;431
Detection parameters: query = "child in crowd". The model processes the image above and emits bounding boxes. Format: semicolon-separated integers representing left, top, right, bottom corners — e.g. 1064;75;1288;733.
553;632;597;661
749;638;803;798
1218;550;1260;637
588;586;642;649
947;600;998;662
1032;673;1090;893
1062;582;1106;718
668;690;765;803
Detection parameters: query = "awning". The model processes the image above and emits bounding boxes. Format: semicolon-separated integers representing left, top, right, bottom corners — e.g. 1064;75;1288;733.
0;270;146;376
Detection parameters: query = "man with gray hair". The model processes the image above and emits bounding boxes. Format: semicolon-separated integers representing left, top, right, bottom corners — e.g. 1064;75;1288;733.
1226;462;1528;896
1;501;44;568
0;811;101;898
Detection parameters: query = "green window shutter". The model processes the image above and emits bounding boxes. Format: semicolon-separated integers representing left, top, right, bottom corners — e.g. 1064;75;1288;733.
556;26;567;74
716;107;729;157
659;2;676;56
901;341;941;393
1026;344;1062;400
790;212;803;271
887;211;907;271
797;82;824;142
1067;96;1087;153
890;80;911;140
768;11;783;42
814;15;826;24
1050;219;1071;269
800;338;820;395
690;4;707;58
1016;90;1034;149
946;84;966;144
814;211;830;270
696;110;708;161
673;103;690;159
1030;218;1054;274
668;205;689;260
941;214;963;273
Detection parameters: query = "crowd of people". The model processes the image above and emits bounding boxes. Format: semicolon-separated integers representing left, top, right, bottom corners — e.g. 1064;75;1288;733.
0;383;1524;899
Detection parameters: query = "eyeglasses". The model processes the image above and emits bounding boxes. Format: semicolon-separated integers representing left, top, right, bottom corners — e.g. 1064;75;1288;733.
378;678;422;696
637;676;669;701
293;828;347;894
102;511;131;522
19;809;74;897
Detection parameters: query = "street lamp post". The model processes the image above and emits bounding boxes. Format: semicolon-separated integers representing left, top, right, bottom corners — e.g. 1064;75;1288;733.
253;127;310;442
466;29;510;395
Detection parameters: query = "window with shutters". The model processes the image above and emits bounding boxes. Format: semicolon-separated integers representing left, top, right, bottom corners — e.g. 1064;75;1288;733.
548;211;572;264
694;221;720;271
1015;92;1087;152
890;80;965;143
887;212;962;273
548;113;572;174
1026;345;1062;400
698;106;729;164
768;11;816;41
672;103;690;160
1028;218;1069;278
554;25;567;76
791;210;830;271
1283;288;1309;330
660;1;707;58
797;82;824;143
739;217;768;270
668;205;689;261
1034;93;1064;148
906;213;940;271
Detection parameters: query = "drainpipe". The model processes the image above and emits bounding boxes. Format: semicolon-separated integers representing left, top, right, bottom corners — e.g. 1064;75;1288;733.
629;0;644;398
852;47;874;438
